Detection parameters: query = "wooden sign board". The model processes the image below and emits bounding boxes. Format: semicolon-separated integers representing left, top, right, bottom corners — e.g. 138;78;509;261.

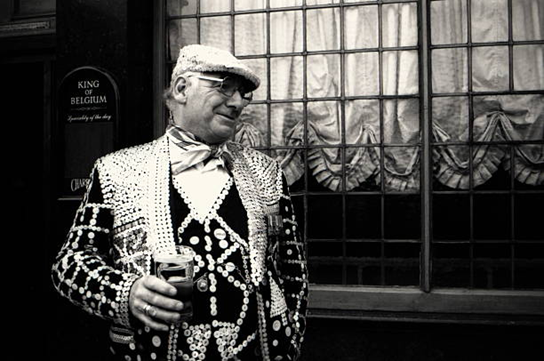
58;66;119;197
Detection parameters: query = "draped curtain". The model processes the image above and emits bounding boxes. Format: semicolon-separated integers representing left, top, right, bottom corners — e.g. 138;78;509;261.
168;0;544;191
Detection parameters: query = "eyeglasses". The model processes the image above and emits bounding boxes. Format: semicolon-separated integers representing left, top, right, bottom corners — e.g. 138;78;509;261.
194;75;253;102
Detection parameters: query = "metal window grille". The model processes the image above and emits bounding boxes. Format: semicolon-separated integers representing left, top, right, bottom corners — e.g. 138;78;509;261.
161;0;544;293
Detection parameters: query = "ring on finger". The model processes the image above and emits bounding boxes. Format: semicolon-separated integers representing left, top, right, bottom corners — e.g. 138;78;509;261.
143;304;156;317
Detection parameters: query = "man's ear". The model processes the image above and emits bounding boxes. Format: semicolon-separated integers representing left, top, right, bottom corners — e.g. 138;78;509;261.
173;76;189;104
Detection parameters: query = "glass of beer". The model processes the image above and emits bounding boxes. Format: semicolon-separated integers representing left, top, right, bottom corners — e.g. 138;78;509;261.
154;245;195;320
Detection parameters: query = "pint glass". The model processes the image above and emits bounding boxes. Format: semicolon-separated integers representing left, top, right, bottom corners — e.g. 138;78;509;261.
154;245;195;320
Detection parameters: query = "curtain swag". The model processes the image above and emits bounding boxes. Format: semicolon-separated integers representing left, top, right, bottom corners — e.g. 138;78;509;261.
236;95;544;192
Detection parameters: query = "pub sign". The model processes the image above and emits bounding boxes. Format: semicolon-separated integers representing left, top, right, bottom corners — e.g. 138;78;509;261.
58;66;119;197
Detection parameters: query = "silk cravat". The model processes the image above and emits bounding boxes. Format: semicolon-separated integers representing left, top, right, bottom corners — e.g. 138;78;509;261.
166;124;232;175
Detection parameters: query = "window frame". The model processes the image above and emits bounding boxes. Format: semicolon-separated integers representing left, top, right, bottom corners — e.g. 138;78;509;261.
153;0;544;325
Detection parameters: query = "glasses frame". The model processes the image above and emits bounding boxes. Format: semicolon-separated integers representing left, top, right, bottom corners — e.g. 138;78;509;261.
194;74;253;102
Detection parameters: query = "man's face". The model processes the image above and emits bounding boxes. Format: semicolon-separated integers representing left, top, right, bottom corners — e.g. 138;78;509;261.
177;72;251;144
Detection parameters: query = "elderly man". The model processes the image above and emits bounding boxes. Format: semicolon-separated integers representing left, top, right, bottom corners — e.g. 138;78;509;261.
51;44;308;361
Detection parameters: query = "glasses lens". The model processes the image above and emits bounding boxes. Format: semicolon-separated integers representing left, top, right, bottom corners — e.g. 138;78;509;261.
242;91;253;102
221;77;253;102
219;77;238;96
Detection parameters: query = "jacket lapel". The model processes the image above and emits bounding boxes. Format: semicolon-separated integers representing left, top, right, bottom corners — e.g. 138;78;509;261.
143;135;177;256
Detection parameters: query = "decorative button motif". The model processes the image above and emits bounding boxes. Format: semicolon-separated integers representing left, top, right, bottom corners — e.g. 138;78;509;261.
190;236;200;245
197;277;209;292
214;228;226;240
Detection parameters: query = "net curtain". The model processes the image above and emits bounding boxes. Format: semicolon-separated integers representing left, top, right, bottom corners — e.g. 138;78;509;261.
168;0;544;191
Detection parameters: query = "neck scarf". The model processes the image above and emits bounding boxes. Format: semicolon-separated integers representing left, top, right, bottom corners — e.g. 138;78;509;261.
166;124;232;175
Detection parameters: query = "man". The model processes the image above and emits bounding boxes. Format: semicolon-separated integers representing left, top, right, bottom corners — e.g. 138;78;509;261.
51;44;308;361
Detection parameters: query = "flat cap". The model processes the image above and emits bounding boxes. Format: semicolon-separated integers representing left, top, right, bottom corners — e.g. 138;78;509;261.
171;44;260;91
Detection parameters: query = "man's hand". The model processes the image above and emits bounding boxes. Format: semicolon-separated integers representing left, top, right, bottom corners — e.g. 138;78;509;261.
129;275;185;331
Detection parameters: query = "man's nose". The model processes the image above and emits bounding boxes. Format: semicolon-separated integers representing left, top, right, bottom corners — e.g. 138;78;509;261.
225;90;245;110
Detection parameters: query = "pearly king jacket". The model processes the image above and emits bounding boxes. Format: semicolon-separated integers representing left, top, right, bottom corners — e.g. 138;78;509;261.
51;134;309;361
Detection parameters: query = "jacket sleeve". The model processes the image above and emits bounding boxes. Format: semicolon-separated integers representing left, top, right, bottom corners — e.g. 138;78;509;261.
275;172;309;359
51;162;140;328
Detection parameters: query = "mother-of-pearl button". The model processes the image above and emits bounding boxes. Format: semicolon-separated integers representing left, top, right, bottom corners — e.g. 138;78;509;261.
214;228;226;240
189;236;200;245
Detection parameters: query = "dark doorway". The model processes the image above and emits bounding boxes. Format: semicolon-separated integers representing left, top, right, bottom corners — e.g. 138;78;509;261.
3;59;51;358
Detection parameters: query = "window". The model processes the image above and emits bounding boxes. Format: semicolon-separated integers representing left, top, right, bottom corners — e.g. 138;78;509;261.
159;0;544;321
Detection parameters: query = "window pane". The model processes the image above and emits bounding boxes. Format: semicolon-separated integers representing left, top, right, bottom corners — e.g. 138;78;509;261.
307;148;344;192
201;0;230;13
306;0;341;4
307;54;341;98
346;195;381;239
382;3;418;47
346;241;382;285
271;56;303;99
515;243;544;289
270;10;303;53
235;0;266;11
346;241;381;258
433;146;471;190
514;194;544;240
168;19;198;61
240;58;268;101
513;144;544;191
473;164;511;191
270;0;303;7
344;5;378;49
433;194;470;241
308;241;343;257
271;102;303;146
384;194;421;239
201;16;232;52
345;52;379;96
307;195;343;239
167;0;197;16
473;243;512;289
432;97;469;142
307;8;341;51
235;13;267;56
345;100;380;145
473;194;511;240
308;102;342;145
383;50;419;95
432;48;468;93
384;242;420;286
512;0;544;41
236;104;268;147
514;45;544;91
430;0;467;45
384;147;420;192
472;46;509;92
433;243;471;288
308;264;343;284
471;0;508;42
383;99;420;144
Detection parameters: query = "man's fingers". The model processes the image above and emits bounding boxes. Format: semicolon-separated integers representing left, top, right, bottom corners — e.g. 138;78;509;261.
128;275;185;330
143;275;177;297
133;307;170;332
138;286;184;312
134;298;183;325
